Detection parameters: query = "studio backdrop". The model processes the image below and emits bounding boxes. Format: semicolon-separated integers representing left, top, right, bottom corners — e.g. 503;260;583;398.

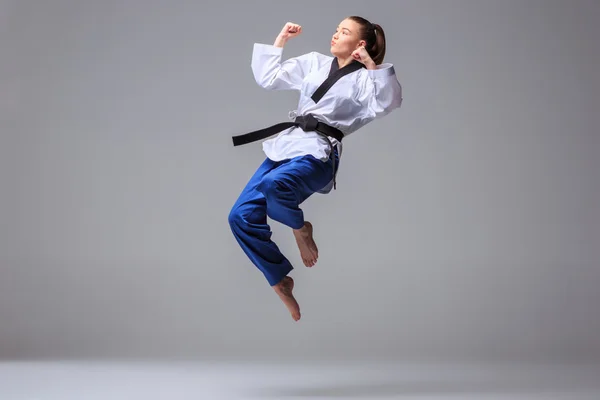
1;0;598;363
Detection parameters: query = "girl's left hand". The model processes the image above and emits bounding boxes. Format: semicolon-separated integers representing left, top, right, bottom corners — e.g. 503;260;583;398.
351;46;372;65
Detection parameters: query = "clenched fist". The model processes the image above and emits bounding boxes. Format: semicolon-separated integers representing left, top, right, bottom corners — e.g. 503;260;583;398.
351;46;376;69
279;22;302;39
274;22;302;47
351;46;370;63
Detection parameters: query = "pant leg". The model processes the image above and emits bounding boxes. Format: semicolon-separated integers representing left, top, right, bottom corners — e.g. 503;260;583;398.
228;153;335;286
257;153;337;230
228;158;293;286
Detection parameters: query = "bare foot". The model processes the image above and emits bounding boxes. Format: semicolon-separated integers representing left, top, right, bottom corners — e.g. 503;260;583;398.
273;276;301;321
293;221;318;267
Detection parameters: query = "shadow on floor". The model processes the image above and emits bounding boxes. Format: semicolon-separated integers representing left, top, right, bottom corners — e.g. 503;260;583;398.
249;378;587;398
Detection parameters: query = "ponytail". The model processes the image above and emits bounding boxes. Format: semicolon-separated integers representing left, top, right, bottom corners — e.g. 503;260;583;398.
370;23;386;65
347;16;387;65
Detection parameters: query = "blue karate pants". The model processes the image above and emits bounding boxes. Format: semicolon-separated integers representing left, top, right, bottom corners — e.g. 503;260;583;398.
228;150;338;286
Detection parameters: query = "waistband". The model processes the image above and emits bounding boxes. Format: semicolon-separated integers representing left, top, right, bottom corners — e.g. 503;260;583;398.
231;114;344;190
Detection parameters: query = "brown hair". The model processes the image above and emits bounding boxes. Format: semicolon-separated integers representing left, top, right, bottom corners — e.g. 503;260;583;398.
347;16;386;65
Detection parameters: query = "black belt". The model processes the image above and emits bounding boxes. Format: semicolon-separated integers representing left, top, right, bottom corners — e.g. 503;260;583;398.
232;114;343;190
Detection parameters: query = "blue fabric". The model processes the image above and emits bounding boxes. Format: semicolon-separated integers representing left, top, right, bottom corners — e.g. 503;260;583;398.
228;151;338;286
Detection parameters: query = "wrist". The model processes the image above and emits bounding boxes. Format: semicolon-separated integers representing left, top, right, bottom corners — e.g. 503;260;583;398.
364;59;377;70
274;34;288;48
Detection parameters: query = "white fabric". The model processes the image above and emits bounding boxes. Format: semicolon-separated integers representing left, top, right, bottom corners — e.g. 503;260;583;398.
251;43;403;192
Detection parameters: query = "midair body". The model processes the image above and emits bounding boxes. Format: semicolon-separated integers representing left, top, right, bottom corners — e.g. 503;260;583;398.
229;17;403;321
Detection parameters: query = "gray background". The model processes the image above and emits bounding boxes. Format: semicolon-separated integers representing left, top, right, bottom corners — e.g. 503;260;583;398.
1;0;598;364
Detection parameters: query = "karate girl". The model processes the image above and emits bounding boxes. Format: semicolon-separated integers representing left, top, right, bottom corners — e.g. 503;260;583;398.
229;16;403;321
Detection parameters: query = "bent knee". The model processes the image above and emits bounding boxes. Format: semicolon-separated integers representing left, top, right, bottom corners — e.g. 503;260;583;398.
228;203;264;229
228;205;244;228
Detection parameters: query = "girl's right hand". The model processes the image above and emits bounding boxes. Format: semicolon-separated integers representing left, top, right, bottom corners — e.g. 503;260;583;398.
279;22;302;40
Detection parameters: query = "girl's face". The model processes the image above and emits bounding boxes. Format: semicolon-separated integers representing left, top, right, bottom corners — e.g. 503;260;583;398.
330;19;366;57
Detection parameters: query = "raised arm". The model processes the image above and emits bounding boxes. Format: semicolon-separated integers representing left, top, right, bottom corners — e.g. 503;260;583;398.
356;63;403;119
351;46;403;118
251;22;315;91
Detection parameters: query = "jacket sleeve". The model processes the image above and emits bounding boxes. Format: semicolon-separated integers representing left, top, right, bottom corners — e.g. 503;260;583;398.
357;63;403;118
251;43;315;91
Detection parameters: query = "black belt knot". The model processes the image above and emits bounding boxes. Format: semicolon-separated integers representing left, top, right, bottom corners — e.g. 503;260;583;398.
294;114;319;132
